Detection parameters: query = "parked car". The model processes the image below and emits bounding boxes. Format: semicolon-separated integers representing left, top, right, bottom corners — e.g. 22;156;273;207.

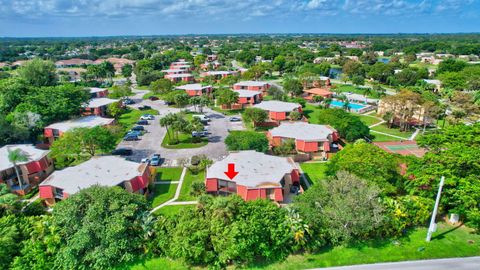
131;125;145;131
192;131;208;137
123;134;139;141
141;158;150;164
136;120;149;125
193;114;210;122
140;114;155;120
150;154;161;166
123;98;135;105
111;148;133;156
148;96;159;101
139;105;152;110
127;130;143;137
229;116;241;122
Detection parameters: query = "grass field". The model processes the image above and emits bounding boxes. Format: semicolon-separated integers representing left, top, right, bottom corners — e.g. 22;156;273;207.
149;183;178;208
358;114;382;127
161;131;208;149
371;132;404;142
300;162;329;185
156;167;183;181
370;123;414;139
124;223;480;270
177;170;205;201
152;205;196;217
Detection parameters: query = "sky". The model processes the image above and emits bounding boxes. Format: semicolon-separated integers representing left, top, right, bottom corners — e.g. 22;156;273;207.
0;0;479;37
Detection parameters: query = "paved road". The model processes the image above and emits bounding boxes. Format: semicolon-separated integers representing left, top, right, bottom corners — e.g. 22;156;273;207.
313;257;480;270
118;90;244;166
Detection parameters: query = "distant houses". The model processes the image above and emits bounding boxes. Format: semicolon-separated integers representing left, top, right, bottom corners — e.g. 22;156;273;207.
44;116;115;144
201;70;237;81
164;73;195;83
89;87;109;98
175;83;212;96
267;122;339;159
205;151;300;202
55;58;93;68
303;87;333;101
253;100;303;121
233;81;271;94
39;156;152;206
0;145;54;195
227;90;263;109
83;97;118;117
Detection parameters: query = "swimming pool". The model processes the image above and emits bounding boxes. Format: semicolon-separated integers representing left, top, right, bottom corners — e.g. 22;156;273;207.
330;100;366;111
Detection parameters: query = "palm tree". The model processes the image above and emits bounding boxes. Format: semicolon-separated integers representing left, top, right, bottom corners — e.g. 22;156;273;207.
8;148;29;190
343;100;351;111
159;113;175;142
323;98;333;109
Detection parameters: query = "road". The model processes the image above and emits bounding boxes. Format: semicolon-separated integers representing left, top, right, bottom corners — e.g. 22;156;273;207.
313;257;480;270
118;90;244;166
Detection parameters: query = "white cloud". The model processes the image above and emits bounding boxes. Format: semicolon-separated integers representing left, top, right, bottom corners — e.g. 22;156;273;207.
0;0;476;20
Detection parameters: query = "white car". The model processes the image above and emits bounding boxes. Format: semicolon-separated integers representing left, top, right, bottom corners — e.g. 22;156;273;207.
140;114;155;120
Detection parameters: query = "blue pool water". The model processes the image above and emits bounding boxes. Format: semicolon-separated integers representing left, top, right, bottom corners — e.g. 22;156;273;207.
330;100;366;111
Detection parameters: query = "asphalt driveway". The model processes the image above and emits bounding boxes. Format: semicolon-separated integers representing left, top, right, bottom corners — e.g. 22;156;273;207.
117;90;243;166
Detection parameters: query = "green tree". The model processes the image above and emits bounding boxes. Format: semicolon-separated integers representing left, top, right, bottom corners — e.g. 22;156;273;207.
49;127;116;168
437;58;467;74
18;58;57;87
216;88;239;108
7;148;28;190
225;131;269;152
121;64;133;78
107;101;124;118
327;141;402;194
283;78;303;97
108;85;132;99
294;171;385;245
52;186;149;270
314;108;371;141
342;60;364;78
243;107;268;125
150;78;173;94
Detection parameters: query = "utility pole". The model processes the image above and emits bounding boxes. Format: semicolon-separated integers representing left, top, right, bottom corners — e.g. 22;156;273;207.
426;176;445;242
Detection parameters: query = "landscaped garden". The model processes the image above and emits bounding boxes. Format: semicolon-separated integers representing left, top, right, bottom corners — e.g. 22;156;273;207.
161;132;208;149
149;183;178;208
156;167;183;181
177;170;205;201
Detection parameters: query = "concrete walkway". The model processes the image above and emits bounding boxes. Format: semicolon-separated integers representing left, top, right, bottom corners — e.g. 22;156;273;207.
168;201;198;205
409;128;420;140
312;256;480;270
150;167;187;214
154;181;180;184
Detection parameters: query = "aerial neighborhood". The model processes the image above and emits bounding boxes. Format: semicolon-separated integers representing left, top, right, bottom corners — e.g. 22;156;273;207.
0;33;479;270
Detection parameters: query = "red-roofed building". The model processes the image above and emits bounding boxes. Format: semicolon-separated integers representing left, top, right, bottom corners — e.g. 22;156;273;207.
165;73;195;83
205;151;300;202
303;88;333;101
253;101;303;121
233;81;271;94
175;84;212;96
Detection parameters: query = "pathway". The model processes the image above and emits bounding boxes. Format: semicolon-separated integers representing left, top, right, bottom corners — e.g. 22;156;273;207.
409;128;420;140
313;256;480;270
149;167;188;214
370;130;410;140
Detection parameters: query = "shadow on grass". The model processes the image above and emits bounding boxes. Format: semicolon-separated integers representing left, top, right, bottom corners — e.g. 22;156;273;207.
431;224;463;241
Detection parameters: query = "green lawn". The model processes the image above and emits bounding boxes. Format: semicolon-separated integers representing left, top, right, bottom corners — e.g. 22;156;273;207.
371;132;404;142
370;123;414;139
358;114;382;127
161;131;208;149
303;104;320;123
177;170;205;201
300;162;329;185
124;223;480;270
149;183;178;208
152;205;196;217
251;223;480;270
156;167;183;181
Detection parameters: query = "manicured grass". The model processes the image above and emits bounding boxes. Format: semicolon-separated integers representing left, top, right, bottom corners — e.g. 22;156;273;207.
300;162;329;185
152;205;196;217
358;114;382;127
118;257;189;270
210;106;244;116
371;132;404;142
124;223;480;269
156;167;183;181
161;131;208;149
303;104;320;123
370;123;414;139
177;170;205;201
252;223;480;270
149;183;178;208
118;108;159;129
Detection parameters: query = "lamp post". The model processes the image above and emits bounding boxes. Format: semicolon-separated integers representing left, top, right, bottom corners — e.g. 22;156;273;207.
426;176;445;242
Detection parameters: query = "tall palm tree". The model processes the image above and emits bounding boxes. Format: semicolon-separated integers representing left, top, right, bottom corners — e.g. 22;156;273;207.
343;100;351;112
8;148;29;190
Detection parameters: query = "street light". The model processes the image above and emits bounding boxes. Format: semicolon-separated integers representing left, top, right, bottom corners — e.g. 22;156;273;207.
426;176;445;242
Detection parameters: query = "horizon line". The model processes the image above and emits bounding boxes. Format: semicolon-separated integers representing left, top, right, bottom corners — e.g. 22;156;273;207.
2;32;480;39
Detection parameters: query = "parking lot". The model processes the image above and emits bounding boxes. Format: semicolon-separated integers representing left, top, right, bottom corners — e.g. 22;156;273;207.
117;92;245;166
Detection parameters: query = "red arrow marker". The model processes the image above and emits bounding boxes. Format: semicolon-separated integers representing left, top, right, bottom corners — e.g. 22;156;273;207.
224;163;239;180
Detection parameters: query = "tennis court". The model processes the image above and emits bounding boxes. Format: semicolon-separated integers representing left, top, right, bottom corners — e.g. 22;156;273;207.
374;141;426;157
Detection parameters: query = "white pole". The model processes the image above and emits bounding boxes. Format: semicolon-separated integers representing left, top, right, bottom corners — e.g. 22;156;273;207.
426;176;445;242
